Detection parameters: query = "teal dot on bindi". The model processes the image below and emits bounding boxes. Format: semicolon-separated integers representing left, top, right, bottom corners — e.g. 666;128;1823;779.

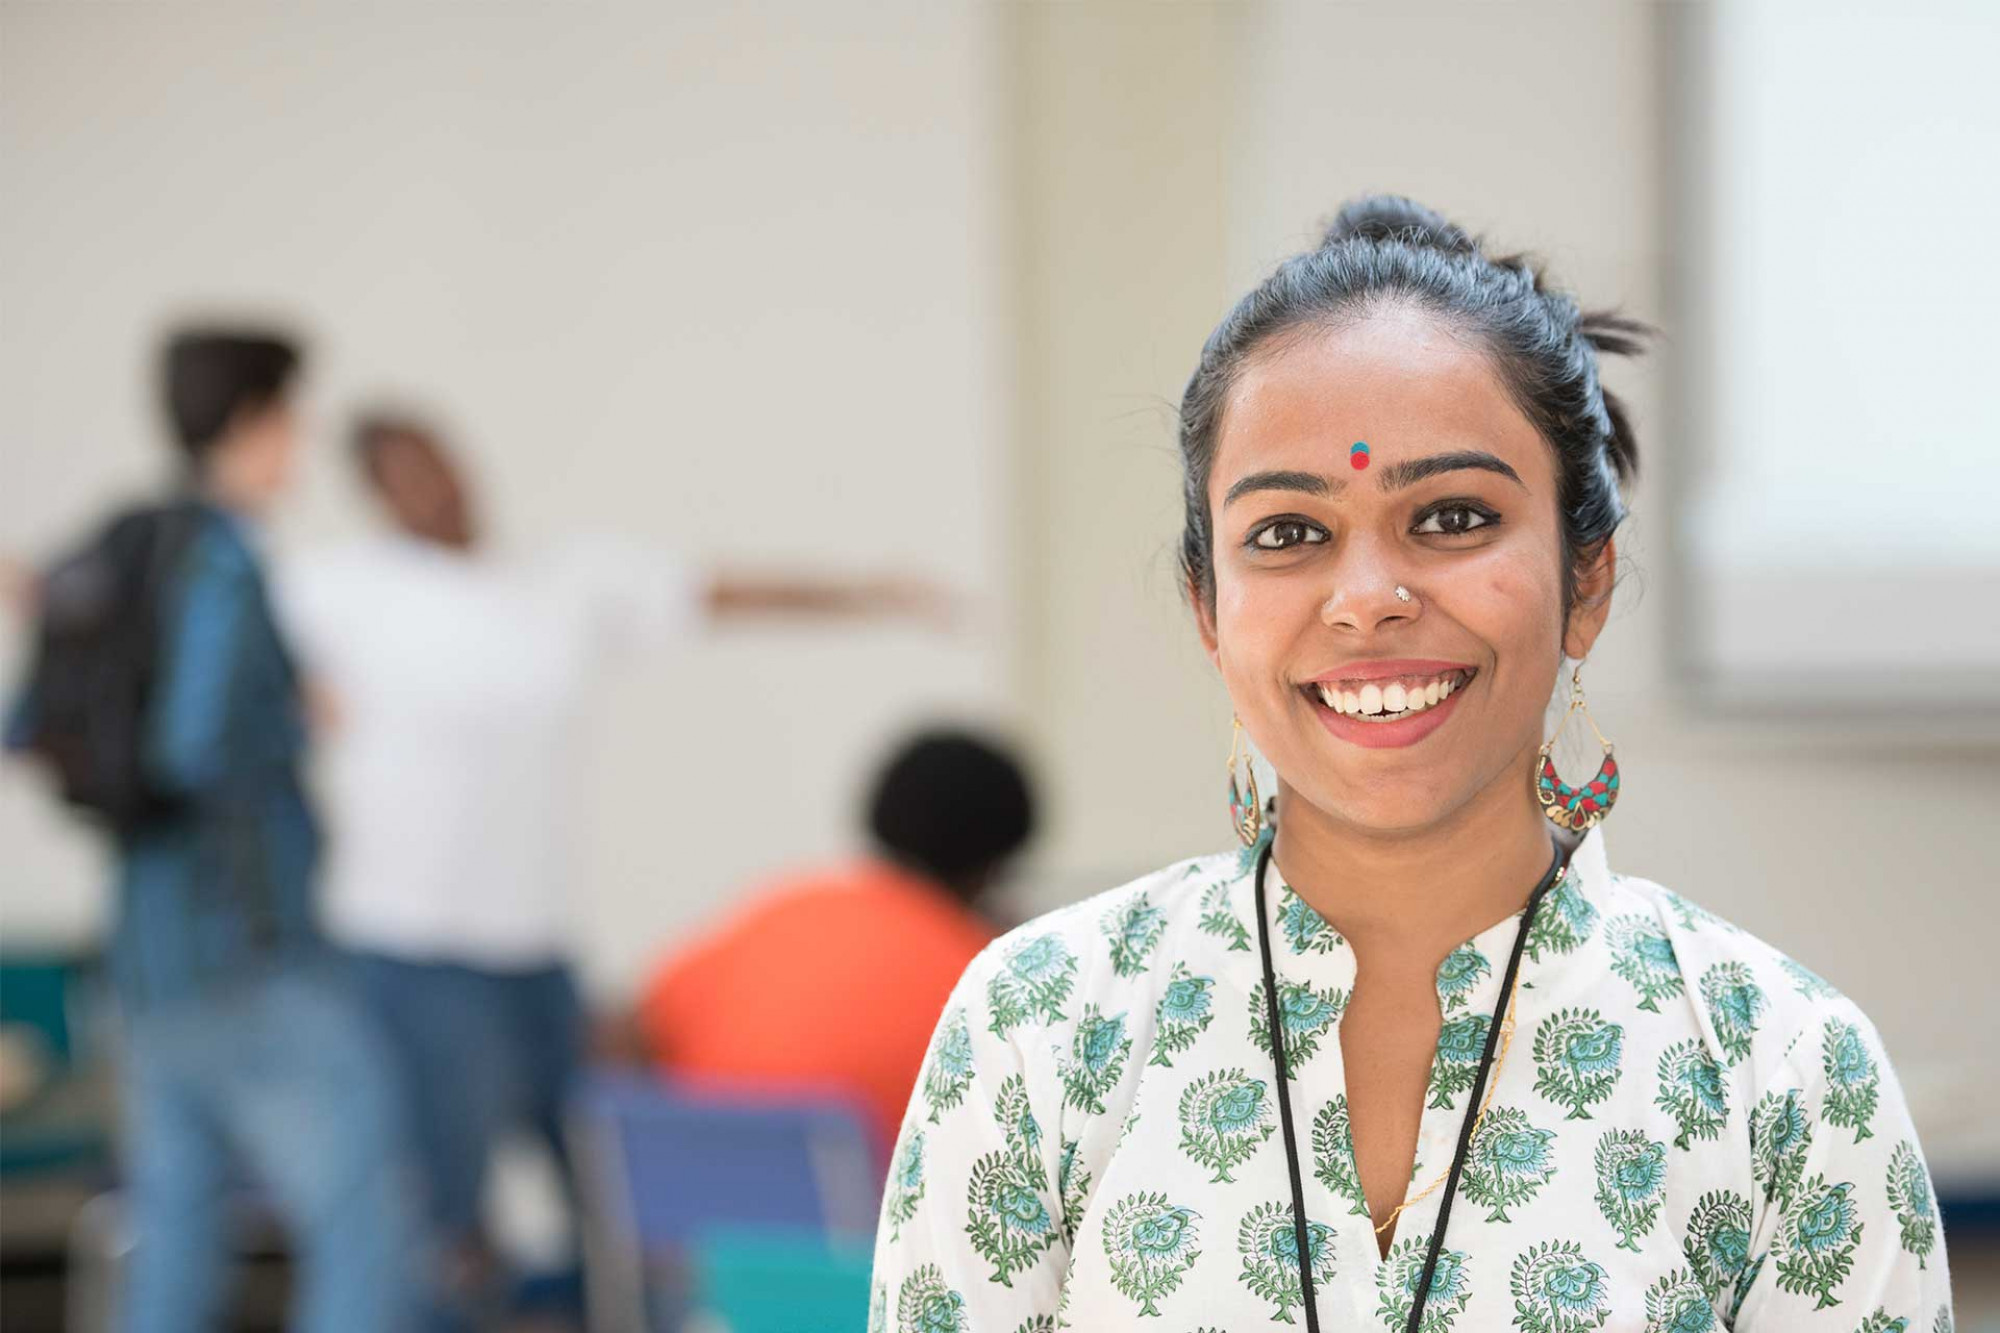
1349;440;1371;470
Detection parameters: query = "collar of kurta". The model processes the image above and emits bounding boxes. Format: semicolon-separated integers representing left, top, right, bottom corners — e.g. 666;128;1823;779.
1234;823;1610;1023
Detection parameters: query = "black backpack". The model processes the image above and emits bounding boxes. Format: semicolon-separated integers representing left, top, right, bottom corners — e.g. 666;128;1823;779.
7;499;207;831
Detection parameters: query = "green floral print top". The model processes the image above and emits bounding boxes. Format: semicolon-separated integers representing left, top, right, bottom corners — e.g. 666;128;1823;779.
868;824;1954;1332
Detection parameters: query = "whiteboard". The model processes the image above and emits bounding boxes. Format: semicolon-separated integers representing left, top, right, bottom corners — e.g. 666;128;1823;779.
1674;0;2000;712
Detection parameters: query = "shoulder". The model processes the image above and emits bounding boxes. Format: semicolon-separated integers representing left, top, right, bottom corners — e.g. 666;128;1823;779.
961;846;1243;993
267;539;415;655
178;511;259;582
925;848;1243;1091
908;849;1239;1128
270;539;383;607
164;516;270;627
1593;869;1893;1094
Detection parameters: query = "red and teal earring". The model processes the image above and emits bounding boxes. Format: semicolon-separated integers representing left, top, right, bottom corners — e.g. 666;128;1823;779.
1536;663;1619;831
1227;715;1264;848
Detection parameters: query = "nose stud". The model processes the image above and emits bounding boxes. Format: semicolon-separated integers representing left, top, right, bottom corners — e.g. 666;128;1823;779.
1322;585;1417;624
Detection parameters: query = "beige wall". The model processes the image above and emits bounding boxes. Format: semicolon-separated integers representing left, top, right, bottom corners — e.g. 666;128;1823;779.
1003;1;1997;1187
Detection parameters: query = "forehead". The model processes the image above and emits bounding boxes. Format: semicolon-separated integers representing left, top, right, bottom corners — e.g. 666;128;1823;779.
1212;307;1549;490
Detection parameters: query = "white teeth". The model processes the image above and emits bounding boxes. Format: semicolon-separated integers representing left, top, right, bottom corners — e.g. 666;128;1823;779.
1311;670;1470;719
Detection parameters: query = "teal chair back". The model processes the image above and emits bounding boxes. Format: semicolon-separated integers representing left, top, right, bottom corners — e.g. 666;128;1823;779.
693;1230;874;1333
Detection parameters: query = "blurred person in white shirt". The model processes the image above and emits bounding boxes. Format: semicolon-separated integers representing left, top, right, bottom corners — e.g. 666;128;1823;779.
275;411;948;1331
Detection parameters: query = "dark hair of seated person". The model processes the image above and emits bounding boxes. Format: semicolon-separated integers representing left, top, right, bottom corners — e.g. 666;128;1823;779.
866;729;1035;905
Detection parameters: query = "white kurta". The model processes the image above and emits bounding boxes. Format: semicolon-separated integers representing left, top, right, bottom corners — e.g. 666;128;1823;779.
868;824;1953;1331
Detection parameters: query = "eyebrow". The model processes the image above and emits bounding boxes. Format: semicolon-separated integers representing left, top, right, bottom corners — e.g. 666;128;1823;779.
1375;450;1524;491
1222;469;1342;508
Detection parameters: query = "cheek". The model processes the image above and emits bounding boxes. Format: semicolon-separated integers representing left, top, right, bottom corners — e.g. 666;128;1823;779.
1455;546;1566;679
1212;564;1318;673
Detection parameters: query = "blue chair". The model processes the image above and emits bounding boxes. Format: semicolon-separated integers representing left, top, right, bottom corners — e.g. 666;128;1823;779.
567;1070;882;1333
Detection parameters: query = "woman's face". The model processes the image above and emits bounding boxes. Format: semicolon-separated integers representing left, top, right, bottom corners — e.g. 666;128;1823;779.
1194;306;1614;835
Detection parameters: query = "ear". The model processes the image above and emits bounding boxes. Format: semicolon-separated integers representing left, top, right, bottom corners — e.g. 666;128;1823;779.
1189;574;1222;672
1561;534;1616;660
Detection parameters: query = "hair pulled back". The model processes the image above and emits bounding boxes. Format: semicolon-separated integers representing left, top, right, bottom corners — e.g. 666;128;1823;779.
1177;195;1649;620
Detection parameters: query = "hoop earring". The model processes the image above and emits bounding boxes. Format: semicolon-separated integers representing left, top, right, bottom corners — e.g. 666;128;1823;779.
1536;663;1619;831
1227;716;1264;848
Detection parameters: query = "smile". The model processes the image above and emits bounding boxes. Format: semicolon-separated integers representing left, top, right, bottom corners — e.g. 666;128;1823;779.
1306;667;1475;721
1298;665;1477;749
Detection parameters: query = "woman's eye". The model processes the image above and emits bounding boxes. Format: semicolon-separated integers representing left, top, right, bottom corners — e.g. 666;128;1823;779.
1413;504;1496;537
1251;520;1327;550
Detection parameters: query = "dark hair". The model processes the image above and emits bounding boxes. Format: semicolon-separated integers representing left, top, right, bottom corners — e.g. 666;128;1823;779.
161;327;301;464
866;729;1035;897
1177;195;1649;623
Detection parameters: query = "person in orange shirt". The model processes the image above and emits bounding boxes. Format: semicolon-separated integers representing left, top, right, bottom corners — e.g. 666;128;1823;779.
637;729;1035;1153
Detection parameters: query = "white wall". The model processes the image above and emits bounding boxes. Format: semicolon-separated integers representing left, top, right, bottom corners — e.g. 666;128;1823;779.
0;2;1011;989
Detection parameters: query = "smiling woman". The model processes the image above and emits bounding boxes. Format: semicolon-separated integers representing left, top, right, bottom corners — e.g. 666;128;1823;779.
868;197;1955;1331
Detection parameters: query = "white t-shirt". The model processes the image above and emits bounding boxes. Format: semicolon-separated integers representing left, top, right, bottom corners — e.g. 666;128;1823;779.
275;533;698;968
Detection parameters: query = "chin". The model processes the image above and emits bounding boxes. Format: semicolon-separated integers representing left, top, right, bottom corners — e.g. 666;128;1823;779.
1280;771;1467;838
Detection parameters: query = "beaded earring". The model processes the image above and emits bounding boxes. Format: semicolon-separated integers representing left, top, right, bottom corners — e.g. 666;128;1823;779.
1536;662;1619;831
1226;716;1264;848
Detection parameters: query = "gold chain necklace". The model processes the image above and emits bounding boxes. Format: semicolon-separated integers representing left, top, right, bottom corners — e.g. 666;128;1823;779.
1373;968;1526;1236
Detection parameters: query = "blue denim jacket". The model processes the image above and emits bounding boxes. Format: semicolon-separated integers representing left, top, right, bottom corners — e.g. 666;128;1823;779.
13;505;326;1009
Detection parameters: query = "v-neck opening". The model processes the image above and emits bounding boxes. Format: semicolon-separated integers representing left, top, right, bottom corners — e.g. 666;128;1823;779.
1238;824;1605;1298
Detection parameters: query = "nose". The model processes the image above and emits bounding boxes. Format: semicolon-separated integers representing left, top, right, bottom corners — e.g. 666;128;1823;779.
1318;538;1417;632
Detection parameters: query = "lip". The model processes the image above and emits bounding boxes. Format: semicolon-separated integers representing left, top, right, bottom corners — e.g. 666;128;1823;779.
1303;669;1473;749
1305;658;1475;685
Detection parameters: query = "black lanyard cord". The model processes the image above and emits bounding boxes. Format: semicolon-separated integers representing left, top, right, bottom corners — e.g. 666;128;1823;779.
1253;841;1325;1333
1253;835;1566;1333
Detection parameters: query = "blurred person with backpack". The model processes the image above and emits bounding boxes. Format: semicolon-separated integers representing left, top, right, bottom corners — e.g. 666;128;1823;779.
4;327;419;1333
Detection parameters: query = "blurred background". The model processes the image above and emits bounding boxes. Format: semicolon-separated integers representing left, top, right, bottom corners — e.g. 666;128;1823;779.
2;2;1994;1330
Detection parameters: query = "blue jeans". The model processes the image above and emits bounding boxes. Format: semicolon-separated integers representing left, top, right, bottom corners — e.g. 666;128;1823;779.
120;962;421;1333
351;954;585;1329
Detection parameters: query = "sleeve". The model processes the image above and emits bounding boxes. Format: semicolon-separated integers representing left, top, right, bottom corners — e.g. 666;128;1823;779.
869;944;1071;1331
146;543;257;797
552;535;703;658
1730;999;1954;1331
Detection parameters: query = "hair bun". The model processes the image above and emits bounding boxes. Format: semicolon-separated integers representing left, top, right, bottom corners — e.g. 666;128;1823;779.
1321;194;1478;257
